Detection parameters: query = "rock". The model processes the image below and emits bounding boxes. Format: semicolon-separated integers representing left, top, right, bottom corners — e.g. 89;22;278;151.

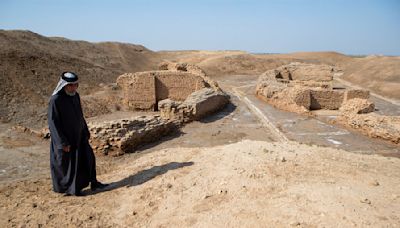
340;98;375;114
360;198;371;204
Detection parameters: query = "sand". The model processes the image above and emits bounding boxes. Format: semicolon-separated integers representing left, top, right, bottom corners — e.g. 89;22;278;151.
1;140;399;227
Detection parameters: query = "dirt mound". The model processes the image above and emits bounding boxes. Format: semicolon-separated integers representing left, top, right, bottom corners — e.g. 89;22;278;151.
0;30;159;128
340;56;400;99
197;54;291;76
269;51;352;66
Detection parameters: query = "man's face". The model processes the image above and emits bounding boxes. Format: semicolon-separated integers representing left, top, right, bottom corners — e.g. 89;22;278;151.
64;83;79;94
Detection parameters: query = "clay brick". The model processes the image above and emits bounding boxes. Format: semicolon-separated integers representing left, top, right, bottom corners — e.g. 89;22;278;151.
310;90;344;110
344;89;370;101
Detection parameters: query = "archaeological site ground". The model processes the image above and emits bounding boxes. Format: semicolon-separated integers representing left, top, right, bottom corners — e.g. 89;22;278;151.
1;30;399;227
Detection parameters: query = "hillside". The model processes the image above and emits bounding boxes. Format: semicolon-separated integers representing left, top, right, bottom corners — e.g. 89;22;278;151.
0;30;159;128
341;56;400;99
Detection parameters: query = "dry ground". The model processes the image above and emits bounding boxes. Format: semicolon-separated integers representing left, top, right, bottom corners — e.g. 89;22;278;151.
1;140;399;227
1;30;400;227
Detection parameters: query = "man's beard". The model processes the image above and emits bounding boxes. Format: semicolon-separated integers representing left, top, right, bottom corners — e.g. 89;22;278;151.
65;91;76;96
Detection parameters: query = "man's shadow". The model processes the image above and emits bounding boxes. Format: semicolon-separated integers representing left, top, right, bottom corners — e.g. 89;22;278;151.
83;161;194;195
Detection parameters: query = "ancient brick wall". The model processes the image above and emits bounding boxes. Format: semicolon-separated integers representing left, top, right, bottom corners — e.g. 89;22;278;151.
291;89;311;109
155;71;206;102
310;90;344;110
117;71;208;111
344;89;370;101
117;72;156;110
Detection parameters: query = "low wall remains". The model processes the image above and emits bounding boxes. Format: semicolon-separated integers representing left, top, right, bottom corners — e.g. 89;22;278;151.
310;90;344;110
88;63;230;155
158;88;229;122
116;62;217;111
256;63;370;112
155;72;206;101
116;74;156;110
88;115;179;156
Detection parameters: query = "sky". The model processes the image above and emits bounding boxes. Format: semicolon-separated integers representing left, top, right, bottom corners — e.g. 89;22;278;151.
1;0;399;55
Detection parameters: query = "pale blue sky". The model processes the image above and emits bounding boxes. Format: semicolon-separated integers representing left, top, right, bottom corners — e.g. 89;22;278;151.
1;0;399;55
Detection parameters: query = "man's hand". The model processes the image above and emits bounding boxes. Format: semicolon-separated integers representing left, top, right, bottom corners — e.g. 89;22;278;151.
62;145;71;153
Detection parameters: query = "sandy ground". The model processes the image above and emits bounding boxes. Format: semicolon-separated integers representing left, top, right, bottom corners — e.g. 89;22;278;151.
1;74;400;227
1;140;399;227
1;30;400;227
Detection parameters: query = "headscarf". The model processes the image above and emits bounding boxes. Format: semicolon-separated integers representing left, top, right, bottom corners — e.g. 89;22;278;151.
52;72;79;96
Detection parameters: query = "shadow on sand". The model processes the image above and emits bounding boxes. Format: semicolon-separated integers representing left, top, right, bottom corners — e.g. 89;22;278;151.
83;161;194;195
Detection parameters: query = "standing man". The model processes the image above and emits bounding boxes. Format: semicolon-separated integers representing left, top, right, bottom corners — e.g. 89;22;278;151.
48;72;108;196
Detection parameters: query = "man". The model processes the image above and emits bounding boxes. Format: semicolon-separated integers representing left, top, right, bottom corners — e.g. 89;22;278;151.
48;71;108;196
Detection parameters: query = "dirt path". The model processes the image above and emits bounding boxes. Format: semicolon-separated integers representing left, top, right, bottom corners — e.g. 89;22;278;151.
217;74;400;157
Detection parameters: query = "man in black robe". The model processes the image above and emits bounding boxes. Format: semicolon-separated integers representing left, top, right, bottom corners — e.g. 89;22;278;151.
48;72;108;196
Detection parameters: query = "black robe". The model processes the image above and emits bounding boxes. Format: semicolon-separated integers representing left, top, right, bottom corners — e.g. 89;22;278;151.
48;90;97;195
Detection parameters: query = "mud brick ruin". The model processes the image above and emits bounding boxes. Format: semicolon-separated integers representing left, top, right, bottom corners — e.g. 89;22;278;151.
255;63;370;113
88;115;180;156
88;63;229;155
256;62;400;144
116;62;221;111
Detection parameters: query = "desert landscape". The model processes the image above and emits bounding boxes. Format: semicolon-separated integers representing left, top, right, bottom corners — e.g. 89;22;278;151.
1;30;400;227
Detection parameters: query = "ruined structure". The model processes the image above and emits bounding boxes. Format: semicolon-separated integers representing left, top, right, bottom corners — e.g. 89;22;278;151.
87;63;229;155
256;63;399;144
255;63;370;113
158;88;229;122
338;99;400;144
88;115;179;156
117;62;221;111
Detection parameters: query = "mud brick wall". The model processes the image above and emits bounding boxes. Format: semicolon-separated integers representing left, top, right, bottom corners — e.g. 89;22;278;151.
117;71;207;111
310;90;344;110
291;89;311;109
158;88;229;122
88;116;179;156
344;89;370;101
117;73;156;110
155;71;207;101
